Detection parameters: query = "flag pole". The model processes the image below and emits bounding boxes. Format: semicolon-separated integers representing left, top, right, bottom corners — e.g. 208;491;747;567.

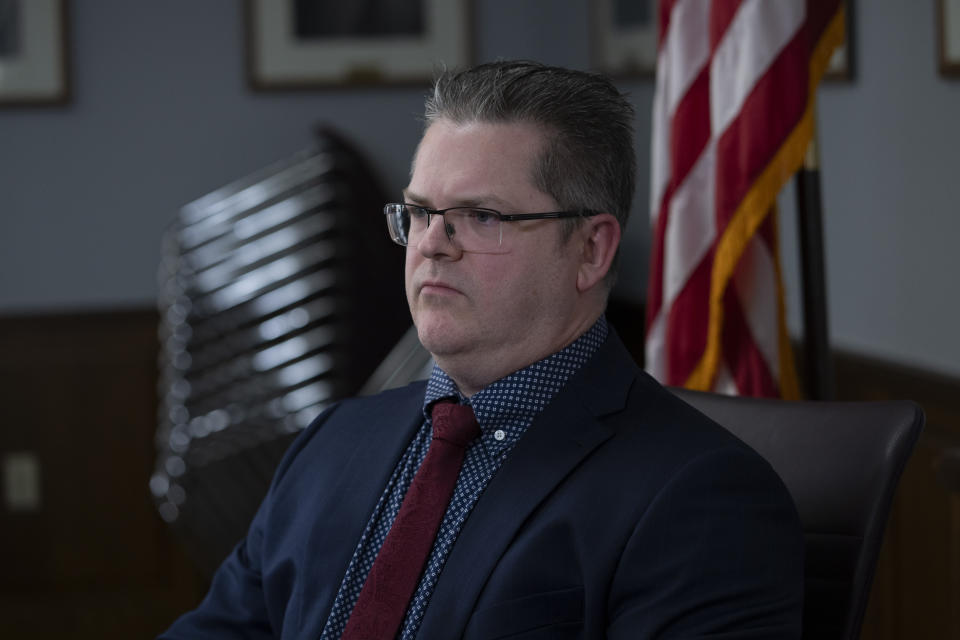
794;116;835;400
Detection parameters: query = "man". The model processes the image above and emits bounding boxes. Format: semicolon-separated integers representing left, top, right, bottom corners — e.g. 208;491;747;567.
161;61;803;639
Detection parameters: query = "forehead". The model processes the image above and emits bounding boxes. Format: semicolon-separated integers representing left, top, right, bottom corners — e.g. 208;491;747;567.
407;119;555;210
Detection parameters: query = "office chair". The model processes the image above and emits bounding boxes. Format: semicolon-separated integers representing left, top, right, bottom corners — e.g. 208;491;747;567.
671;389;924;640
152;128;409;574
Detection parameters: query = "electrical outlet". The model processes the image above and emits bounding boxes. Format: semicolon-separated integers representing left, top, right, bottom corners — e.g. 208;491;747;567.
3;452;41;511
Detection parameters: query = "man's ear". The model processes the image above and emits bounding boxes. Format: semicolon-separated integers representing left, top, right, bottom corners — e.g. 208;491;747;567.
577;213;621;293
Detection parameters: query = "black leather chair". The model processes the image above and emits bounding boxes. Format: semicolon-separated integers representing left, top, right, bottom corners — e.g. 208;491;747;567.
671;389;924;640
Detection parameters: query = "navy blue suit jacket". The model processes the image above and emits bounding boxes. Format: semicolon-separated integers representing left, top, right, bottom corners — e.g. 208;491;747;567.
161;332;803;638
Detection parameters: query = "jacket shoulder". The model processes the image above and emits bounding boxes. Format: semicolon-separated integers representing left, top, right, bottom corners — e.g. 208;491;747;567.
271;380;427;485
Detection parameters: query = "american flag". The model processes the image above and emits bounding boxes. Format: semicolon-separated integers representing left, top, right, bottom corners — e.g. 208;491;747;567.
645;0;845;397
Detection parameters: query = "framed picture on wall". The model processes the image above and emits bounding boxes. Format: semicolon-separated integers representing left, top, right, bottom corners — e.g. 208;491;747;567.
591;0;854;81
590;0;658;77
244;0;471;89
0;0;69;106
939;0;960;76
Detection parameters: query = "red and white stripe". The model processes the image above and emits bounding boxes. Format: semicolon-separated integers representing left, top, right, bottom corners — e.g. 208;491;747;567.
645;0;844;397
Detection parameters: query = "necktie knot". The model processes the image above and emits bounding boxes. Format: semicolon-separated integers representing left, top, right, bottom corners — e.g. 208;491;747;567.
431;401;480;447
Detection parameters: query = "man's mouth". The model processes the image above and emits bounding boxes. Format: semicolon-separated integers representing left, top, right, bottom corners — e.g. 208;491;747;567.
419;280;462;296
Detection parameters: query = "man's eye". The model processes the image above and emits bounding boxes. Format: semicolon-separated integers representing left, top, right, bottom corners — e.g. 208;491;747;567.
469;209;498;225
407;207;428;219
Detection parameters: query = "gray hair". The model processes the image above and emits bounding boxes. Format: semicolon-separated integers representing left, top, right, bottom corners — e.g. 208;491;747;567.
423;60;636;286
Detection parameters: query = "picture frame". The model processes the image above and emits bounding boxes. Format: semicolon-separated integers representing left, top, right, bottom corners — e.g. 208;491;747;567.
591;0;854;82
590;0;658;78
939;0;960;76
0;0;70;106
244;0;471;89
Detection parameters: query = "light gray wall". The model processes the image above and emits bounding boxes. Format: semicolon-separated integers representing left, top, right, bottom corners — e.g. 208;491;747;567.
1;0;958;377
778;0;960;376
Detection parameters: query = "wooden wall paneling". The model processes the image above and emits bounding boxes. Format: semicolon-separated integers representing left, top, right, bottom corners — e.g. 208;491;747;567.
949;494;960;638
836;353;960;640
0;309;207;639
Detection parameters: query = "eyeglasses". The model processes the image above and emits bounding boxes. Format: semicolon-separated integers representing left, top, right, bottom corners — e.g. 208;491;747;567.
384;203;598;253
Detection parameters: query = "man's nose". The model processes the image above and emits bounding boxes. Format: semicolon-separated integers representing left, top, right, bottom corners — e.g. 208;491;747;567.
416;213;461;259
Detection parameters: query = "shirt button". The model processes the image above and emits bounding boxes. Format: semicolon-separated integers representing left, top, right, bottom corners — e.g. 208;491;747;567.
494;430;506;441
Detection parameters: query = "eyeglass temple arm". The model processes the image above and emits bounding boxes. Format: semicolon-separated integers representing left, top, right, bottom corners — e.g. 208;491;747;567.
498;210;600;222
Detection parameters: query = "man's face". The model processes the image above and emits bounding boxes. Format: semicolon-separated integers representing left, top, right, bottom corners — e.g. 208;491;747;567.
404;119;588;395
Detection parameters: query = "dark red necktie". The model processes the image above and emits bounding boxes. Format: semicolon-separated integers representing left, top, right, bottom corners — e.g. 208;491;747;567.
341;400;480;640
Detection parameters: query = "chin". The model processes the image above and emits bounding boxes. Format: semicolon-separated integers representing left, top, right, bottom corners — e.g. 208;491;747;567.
415;316;470;359
416;327;461;358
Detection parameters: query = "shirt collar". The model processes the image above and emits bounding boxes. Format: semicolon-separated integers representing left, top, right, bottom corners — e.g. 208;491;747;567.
422;315;609;434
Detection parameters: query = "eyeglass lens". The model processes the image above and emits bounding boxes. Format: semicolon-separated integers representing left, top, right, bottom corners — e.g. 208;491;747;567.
388;205;504;252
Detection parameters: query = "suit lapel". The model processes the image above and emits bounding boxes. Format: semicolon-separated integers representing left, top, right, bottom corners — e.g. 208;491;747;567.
325;383;426;524
299;383;428;628
339;402;420;500
417;331;638;637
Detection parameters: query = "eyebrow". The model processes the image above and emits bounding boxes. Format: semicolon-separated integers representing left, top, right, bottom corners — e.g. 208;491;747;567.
401;189;428;206
401;190;514;211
